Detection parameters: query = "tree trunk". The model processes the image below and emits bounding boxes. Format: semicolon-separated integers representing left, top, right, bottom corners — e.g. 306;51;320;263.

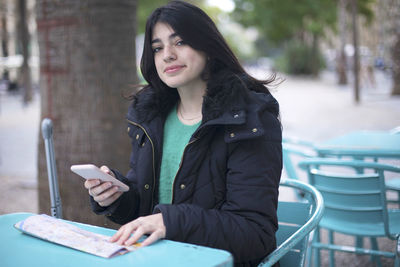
392;33;400;95
1;9;10;82
36;0;138;227
310;33;319;77
351;0;360;103
390;0;400;96
17;0;32;104
336;0;347;85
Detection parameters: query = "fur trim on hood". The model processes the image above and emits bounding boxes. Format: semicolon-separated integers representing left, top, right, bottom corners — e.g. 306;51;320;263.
130;69;278;123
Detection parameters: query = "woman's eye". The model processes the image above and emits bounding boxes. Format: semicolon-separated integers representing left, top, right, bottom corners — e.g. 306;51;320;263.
176;40;185;46
152;47;162;53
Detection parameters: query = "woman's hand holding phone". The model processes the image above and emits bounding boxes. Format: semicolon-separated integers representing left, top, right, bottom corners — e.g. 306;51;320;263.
82;166;124;207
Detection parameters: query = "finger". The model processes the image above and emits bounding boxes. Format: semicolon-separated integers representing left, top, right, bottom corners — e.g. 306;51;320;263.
125;226;145;246
110;226;125;243
90;182;113;196
117;223;137;245
140;230;163;247
84;179;100;190
93;185;118;203
100;165;114;176
98;190;123;207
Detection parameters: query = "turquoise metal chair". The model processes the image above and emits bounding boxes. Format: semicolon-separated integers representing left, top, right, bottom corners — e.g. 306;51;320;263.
41;118;63;218
259;179;324;267
282;137;316;181
314;130;400;207
282;137;317;200
385;127;400;206
386;178;400;207
298;158;400;267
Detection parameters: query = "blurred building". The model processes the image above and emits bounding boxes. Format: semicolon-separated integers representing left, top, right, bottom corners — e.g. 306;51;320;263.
362;0;399;71
0;0;39;90
321;0;398;73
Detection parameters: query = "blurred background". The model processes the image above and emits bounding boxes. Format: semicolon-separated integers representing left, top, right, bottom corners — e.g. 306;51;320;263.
0;1;399;265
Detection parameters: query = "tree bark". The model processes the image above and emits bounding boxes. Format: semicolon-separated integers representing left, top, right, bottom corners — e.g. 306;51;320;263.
392;33;400;95
310;33;319;77
36;0;138;227
390;0;400;95
337;0;347;85
351;0;360;103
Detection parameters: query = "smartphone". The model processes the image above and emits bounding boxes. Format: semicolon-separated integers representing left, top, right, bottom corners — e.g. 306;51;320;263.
70;164;129;192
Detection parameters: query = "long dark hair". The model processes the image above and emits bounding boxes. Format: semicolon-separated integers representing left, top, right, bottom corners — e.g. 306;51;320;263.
139;0;276;95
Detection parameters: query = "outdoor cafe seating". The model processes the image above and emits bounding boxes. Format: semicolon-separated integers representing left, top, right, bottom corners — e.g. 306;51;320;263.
299;158;400;267
283;128;400;205
282;129;400;266
33;118;324;267
3;119;395;266
259;179;324;267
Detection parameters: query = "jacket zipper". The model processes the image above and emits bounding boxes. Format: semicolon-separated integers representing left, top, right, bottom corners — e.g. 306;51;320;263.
170;138;198;203
127;119;156;213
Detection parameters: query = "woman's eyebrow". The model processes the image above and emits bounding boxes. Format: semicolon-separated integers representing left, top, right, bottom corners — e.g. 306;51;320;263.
151;33;180;45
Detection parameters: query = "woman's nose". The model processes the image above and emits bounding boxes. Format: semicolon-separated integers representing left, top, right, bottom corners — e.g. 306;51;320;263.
163;46;177;62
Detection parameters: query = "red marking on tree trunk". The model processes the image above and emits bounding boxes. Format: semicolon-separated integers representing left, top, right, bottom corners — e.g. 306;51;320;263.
38;1;79;118
36;17;78;30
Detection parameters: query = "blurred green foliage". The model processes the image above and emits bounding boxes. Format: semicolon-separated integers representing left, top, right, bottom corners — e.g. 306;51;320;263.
232;0;374;44
137;0;169;33
232;0;337;44
232;0;375;75
137;0;211;33
275;40;325;75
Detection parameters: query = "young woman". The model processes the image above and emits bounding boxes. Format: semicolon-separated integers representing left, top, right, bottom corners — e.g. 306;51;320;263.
85;1;282;266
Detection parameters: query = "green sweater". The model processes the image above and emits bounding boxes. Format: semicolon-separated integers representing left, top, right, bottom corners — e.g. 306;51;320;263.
159;106;201;204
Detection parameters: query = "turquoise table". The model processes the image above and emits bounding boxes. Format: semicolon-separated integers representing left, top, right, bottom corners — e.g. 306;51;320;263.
314;131;400;159
0;213;233;267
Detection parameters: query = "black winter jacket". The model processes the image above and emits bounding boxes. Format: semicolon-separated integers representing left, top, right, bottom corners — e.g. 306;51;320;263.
91;70;282;266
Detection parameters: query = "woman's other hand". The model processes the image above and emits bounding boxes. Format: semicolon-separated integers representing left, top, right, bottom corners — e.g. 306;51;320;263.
84;166;123;207
109;213;166;247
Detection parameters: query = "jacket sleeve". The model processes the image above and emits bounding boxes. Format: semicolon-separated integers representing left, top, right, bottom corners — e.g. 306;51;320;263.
154;125;282;263
89;168;140;224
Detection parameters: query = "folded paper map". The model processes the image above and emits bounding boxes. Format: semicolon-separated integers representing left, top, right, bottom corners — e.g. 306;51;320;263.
14;214;141;258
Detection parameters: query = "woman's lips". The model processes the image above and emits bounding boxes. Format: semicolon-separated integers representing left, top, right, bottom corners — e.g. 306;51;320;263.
164;65;185;73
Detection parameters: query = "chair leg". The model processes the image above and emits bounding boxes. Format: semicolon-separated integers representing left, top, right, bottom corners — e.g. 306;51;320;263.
306;230;315;267
370;237;382;267
397;191;400;208
356;236;363;249
394;236;400;267
328;230;335;267
313;227;321;267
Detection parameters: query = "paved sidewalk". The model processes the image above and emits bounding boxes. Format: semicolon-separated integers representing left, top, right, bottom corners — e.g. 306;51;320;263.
0;69;399;266
273;70;400;141
0;90;40;215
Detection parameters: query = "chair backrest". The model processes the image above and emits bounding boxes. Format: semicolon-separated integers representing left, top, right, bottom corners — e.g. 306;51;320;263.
298;158;400;239
282;137;316;181
259;179;324;267
41;118;63;218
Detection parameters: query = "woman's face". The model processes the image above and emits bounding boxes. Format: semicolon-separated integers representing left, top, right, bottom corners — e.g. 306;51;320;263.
151;22;207;90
